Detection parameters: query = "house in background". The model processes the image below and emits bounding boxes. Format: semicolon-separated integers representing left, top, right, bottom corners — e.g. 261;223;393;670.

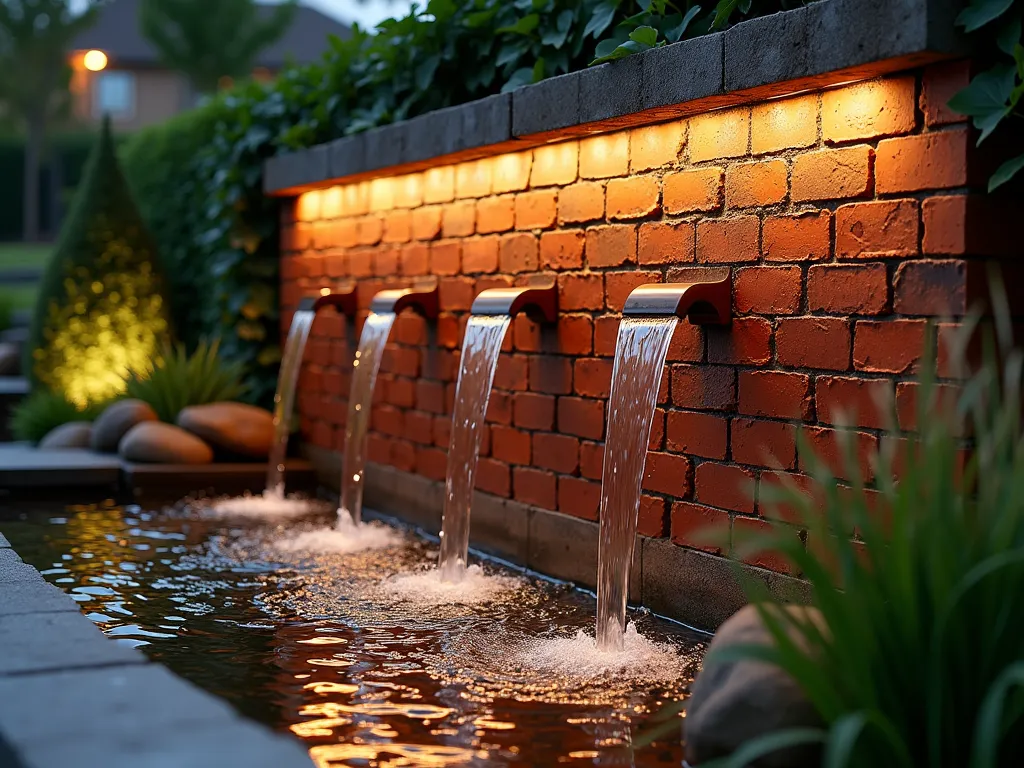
67;0;350;131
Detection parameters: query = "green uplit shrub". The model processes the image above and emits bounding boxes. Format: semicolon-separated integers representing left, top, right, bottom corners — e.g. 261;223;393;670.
9;388;105;443
27;117;173;408
124;339;246;423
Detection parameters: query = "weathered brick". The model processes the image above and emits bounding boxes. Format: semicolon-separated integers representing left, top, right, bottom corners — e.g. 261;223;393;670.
531;141;578;187
776;317;851;370
430;240;461;275
357;215;384;245
739;370;811;420
587;224;637;267
439;276;475;311
580;440;604;479
455;159;492;199
922;195;966;255
725;159;788;208
663;167;723;214
558;182;605;224
822;76;916;144
382;210;411;243
515;189;558;230
529;356;573;395
816;376;895;430
373;246;399;275
708;317;773;365
369;178;395;212
734;266;802;315
762;210;830;262
492;151;533;194
807;264;889;315
514;466;557;509
638;220;696;265
533;432;580;474
643;451;692;497
695;462;755;513
558;397;605;440
605;270;661;312
442;200;475;237
732;418;796;469
803;426;879;483
606;175;661;220
557;315;594;355
893;260;967;316
558;273;604;311
411;206;443;241
423;165;455;204
579;133;630;179
921;60;971;127
559;476;601;520
689;108;749;162
416;446;448;480
499;232;539;273
630;121;684;172
835;199;919;259
853;319;927;374
573;357;612;398
876;129;968;193
895;381;963;433
494;354;529;391
462;236;499;274
668;322;704;362
751;93;818;154
665;410;728;459
476;457;510;497
539;229;585;269
476;195;514;234
671;501;729;554
489;425;531;465
696;216;759;263
670;365;736;411
758;471;822;525
513;392;555;430
732;516;798;574
791;146;873;202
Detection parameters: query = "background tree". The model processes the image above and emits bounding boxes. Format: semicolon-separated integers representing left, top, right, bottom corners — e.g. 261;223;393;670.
0;0;102;242
139;0;298;95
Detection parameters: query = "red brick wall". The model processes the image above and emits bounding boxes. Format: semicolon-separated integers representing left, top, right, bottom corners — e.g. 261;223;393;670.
279;62;1006;575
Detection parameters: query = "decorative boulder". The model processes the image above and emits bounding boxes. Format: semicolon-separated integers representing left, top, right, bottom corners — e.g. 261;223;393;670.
177;402;275;458
91;399;158;452
119;422;213;464
685;604;825;768
0;342;19;375
39;421;93;449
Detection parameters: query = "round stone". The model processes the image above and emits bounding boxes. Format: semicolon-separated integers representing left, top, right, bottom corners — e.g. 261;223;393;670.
118;421;214;464
91;399;158;453
39;421;93;449
177;402;275;458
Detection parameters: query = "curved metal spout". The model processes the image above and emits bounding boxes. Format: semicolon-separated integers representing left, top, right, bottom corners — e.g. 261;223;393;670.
299;284;358;315
622;268;731;324
369;279;440;319
470;278;558;323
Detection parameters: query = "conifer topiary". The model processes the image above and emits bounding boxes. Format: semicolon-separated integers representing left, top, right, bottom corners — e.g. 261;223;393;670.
27;116;173;406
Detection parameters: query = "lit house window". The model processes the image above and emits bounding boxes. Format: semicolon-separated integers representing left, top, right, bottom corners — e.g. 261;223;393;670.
93;71;135;119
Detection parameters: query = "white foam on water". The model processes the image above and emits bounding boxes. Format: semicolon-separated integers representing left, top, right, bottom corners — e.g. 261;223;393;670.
208;489;322;518
276;515;402;555
380;564;520;606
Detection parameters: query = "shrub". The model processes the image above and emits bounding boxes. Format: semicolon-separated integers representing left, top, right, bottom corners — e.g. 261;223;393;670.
124;338;246;423
27;117;173;407
9;389;105;443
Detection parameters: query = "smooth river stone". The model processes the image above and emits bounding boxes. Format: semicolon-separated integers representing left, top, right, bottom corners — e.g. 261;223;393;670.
177;402;274;458
118;422;213;464
38;421;93;449
91;399;158;453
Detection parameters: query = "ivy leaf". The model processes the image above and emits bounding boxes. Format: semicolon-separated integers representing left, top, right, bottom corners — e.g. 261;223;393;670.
996;13;1021;54
629;25;659;46
989;152;1024;191
542;9;575;47
956;0;1014;32
665;4;703;41
497;13;540;35
947;64;1016;143
496;40;530;68
501;66;536;92
415;55;440;91
584;0;619;38
591;39;651;65
712;0;740;28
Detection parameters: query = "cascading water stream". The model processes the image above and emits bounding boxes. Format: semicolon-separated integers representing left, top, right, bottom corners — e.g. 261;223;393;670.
338;311;397;525
596;315;679;652
265;307;316;496
437;315;512;582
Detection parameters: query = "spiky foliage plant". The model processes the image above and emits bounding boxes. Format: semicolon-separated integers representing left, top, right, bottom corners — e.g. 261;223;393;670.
123;339;246;423
701;303;1024;766
9;388;105;443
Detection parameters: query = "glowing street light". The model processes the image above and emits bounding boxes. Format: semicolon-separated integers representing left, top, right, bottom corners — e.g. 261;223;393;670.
83;50;108;72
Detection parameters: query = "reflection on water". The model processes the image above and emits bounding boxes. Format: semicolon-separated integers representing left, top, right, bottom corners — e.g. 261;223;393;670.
2;503;704;766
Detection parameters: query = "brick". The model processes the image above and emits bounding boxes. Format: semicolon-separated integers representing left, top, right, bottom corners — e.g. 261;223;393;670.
708;317;772;365
791;146;873;202
476;457;511;497
638;495;667;537
853;319;927;374
732;516;796;574
807;264;889;315
696;216;759;263
665;410;728;459
668;322;703;362
816;376;895;430
586;224;637;268
776;317;851;370
531;141;578;187
558;397;605;440
428;240;459;275
734;266;801;315
751;93;818;154
922;196;966;255
921;60;971;127
725;159;788;208
580;440;604;479
762;210;830;262
822;76;916;144
533;432;580;474
876;129;968;193
394;174;423;209
594;315;619;357
638;220;696;266
893;260;967;316
695;462;755;513
476;195;514;234
558;182;604;224
494;354;529;391
579;133;629;179
895;381;962;433
373;246;399;275
499;232;538;273
416;447;448;480
558;273;603;311
491;425;531;465
835;199;919;259
423;166;455;204
671;501;729;554
411;206;442;241
605;270;661;312
513;391;555;430
559;476;601;521
383;210;411;243
606;175;661;220
529;356;573;395
455;159;492;199
492;151;533;194
573;357;612;398
663;167;723;214
439;276;475;311
442;200;475;237
670;365;736;411
539;229;585;270
515;189;558;230
732;418;796;469
649;408;665;450
631;121;684;172
369;178;395;212
689;107;749;162
462;236;499;274
642;451;692;497
757;470;823;525
357;215;383;245
738;371;811;419
557;315;594;355
802;426;878;483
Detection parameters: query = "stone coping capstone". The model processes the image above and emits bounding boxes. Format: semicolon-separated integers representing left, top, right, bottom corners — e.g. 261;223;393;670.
264;0;964;195
0;533;312;768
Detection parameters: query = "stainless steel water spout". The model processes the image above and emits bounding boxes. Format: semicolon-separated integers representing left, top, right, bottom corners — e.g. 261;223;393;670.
622;267;731;324
470;278;558;323
369;278;440;319
300;284;358;315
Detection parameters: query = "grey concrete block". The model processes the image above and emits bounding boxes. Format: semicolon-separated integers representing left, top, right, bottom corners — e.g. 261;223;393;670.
462;93;512;148
0;664;236;747
327;134;368;179
364;463;443;534
512;72;580;137
0;446;120;489
640;33;724;111
578;55;644;124
0;579;79;617
527;507;640;601
404;105;464;164
262;143;329;195
466;491;528;565
363;122;406;171
0;532;9;547
0;612;144;675
0;549;38;584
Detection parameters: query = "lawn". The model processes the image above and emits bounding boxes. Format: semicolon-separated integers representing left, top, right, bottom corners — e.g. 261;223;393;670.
0;242;51;273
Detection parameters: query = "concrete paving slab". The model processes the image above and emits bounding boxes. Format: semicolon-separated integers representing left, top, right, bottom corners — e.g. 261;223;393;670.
0;579;80;617
0;549;40;583
0;447;121;489
0;531;9;547
0;612;144;675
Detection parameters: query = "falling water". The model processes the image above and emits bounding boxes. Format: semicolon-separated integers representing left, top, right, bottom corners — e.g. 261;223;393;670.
265;308;316;496
596;316;679;652
339;311;397;525
437;315;512;581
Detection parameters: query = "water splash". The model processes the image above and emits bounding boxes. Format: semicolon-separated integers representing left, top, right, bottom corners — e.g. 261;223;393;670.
266;308;315;495
339;311;397;525
381;564;520;606
275;513;402;555
437;315;512;581
209;486;325;517
597;316;679;652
